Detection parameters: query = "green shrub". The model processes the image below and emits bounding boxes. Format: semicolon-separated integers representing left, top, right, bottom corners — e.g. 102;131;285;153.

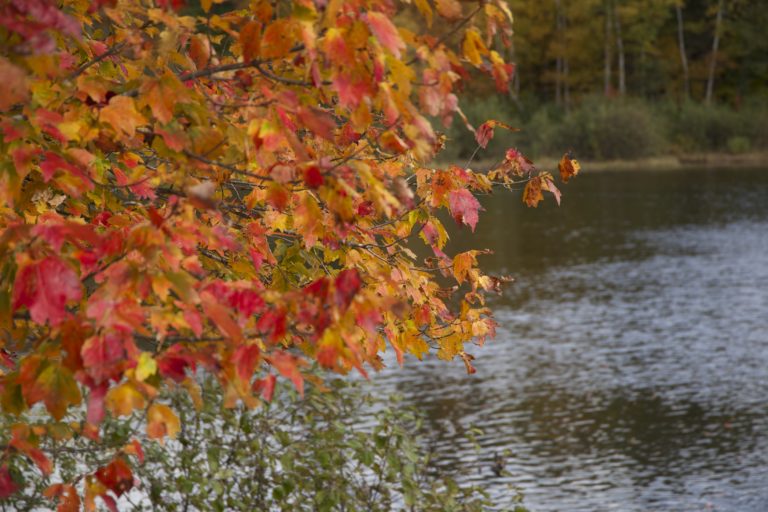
726;136;751;154
435;95;767;163
660;101;744;152
1;379;527;512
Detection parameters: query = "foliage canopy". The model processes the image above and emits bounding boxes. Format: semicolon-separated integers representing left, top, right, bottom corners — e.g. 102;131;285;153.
0;0;576;507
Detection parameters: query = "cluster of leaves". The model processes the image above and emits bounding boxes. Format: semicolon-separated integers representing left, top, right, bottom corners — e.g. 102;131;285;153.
0;0;578;507
1;377;529;511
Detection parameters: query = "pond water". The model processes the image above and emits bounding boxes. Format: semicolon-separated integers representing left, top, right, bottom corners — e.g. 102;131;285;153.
367;167;768;511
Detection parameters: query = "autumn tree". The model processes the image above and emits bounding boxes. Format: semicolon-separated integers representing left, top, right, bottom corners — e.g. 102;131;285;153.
0;0;577;507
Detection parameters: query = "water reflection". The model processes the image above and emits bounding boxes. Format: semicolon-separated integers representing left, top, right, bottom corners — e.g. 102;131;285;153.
368;168;768;511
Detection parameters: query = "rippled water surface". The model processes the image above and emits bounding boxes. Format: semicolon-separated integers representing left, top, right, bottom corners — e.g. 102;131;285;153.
368;168;768;511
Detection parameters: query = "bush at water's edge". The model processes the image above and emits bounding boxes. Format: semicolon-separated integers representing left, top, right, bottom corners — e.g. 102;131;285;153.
437;95;768;164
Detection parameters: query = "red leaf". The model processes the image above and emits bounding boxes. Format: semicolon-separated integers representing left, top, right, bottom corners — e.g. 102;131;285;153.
253;374;276;402
157;344;195;382
95;458;133;497
475;121;494;149
297;107;336;141
334;269;361;309
302;165;324;189
256;309;287;342
270;351;304;396
12;256;82;326
0;465;19;498
364;12;406;58
475;120;518;149
448;189;482;231
87;383;108;425
81;333;125;384
232;343;260;383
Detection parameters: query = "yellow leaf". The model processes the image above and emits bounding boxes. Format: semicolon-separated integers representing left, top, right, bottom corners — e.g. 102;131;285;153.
414;0;433;27
462;28;487;67
135;352;157;382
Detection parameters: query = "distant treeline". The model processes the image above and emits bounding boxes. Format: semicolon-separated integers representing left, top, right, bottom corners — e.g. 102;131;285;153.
496;0;766;106
436;0;768;162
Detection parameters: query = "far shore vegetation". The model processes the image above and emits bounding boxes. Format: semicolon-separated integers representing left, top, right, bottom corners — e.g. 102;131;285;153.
438;95;768;168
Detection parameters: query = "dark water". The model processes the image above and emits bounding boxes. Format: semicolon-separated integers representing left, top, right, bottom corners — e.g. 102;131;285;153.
369;168;768;511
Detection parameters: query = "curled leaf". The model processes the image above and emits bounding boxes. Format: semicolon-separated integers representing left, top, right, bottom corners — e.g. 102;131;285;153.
558;153;581;183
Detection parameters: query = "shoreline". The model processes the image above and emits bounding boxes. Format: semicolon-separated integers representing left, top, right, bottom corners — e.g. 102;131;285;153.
466;152;768;172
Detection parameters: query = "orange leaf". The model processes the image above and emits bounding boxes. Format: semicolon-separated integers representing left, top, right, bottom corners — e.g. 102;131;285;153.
452;251;478;285
99;96;147;139
435;0;462;20
261;19;295;59
146;403;180;440
0;57;28;112
201;292;243;342
44;483;80;511
188;35;210;69
240;20;262;62
106;382;146;417
558;153;581;183
523;176;544;207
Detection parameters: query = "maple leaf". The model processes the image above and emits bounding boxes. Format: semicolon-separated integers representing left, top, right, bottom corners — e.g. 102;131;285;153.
253;374;276;402
448;189;482;231
297;106;337;141
99;96;147;138
12;256;82;326
233;343;260;383
239;20;261;62
270;351;305;396
95;458;133;497
0;465;19;499
106;382;145;417
201;292;243;341
475;120;519;149
335;269;361;309
146;403;181;441
0;57;28;112
543;176;562;205
29;363;82;420
257;309;287;342
81;333;125;384
302;165;324;189
523;176;544;207
435;0;462;20
43;483;80;512
462;28;487;67
558;153;581;183
364;12;406;59
453;251;479;285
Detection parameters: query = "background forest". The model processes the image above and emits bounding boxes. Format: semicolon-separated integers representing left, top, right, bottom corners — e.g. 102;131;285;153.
435;0;768;162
